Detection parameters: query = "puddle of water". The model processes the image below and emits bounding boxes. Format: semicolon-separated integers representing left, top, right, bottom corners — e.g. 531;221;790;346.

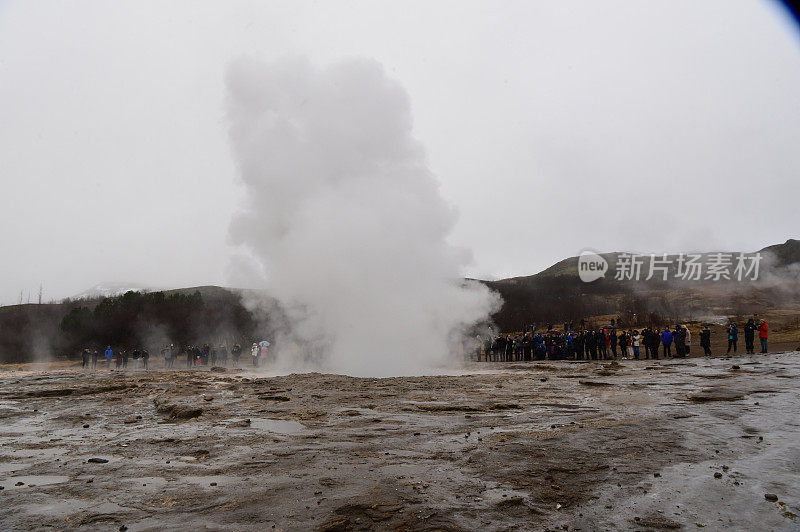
250;418;305;433
0;475;69;490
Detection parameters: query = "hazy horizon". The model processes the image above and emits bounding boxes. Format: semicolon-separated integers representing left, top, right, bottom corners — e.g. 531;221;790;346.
2;1;800;305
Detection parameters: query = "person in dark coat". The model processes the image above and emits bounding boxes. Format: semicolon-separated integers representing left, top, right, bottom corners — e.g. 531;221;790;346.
522;334;532;362
649;330;660;359
506;335;516;362
597;330;607;360
700;326;712;355
618;331;628;359
586;331;597;360
231;343;242;367
573;331;585;360
609;328;617;358
493;336;505;362
674;326;687;358
743;318;756;354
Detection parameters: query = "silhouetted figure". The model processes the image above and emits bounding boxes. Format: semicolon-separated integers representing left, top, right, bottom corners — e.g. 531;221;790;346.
700;326;711;355
744;319;756;354
232;344;242;367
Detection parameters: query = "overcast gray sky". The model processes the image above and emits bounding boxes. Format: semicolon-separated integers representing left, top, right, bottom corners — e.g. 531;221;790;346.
1;0;799;305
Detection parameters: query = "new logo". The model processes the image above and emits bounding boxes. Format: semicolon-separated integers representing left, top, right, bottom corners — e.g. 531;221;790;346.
578;250;608;283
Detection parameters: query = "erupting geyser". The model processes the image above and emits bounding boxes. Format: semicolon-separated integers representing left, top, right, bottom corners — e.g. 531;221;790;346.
226;57;499;377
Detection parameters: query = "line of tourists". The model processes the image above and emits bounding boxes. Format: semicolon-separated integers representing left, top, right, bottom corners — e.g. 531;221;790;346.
475;317;769;362
79;341;271;370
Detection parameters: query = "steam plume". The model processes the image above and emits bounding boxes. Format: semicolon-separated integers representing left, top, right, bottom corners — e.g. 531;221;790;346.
226;57;499;376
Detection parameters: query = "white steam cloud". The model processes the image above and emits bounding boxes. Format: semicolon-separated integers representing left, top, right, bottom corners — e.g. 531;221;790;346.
225;57;499;377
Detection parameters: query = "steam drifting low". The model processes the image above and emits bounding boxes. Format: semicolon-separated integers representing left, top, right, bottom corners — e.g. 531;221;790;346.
226;57;499;376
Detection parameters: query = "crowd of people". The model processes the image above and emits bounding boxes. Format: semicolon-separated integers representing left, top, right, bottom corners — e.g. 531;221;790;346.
76;316;773;369
79;342;271;370
475;317;770;362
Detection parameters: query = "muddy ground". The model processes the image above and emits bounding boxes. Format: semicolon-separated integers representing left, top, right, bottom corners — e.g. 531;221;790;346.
1;354;799;531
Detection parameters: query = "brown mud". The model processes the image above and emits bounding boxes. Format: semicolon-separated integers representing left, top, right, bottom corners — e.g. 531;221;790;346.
1;354;799;531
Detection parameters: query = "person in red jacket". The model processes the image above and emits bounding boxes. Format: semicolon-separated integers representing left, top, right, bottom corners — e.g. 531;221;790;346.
758;320;769;354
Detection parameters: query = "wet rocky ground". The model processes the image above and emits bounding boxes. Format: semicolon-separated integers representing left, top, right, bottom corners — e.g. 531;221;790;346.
1;353;798;531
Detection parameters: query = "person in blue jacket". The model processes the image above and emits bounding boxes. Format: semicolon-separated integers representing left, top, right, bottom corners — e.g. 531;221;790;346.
104;346;113;367
660;328;673;358
726;322;739;354
533;333;545;360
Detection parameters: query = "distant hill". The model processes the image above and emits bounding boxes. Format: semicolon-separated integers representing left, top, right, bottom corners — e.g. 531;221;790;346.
485;239;800;331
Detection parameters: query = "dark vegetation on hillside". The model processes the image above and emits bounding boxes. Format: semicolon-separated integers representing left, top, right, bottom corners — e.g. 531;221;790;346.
0;288;267;363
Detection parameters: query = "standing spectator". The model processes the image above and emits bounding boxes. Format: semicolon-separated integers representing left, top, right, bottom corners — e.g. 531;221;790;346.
700;326;712;355
618;331;629;360
81;348;90;369
105;345;114;367
726;322;738;354
251;343;260;367
586;331;597;360
626;331;635;359
231;343;242;367
684;326;691;356
218;344;228;366
758;320;769;353
661;328;673;358
609;328;618;358
674;325;686;358
649;329;660;359
142;348;149;370
574;331;585;360
534;333;546;360
632;330;641;359
642;328;651;359
91;349;99;369
744;318;757;354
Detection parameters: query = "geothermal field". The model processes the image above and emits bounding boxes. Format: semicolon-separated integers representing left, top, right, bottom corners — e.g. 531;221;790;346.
1;354;798;531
